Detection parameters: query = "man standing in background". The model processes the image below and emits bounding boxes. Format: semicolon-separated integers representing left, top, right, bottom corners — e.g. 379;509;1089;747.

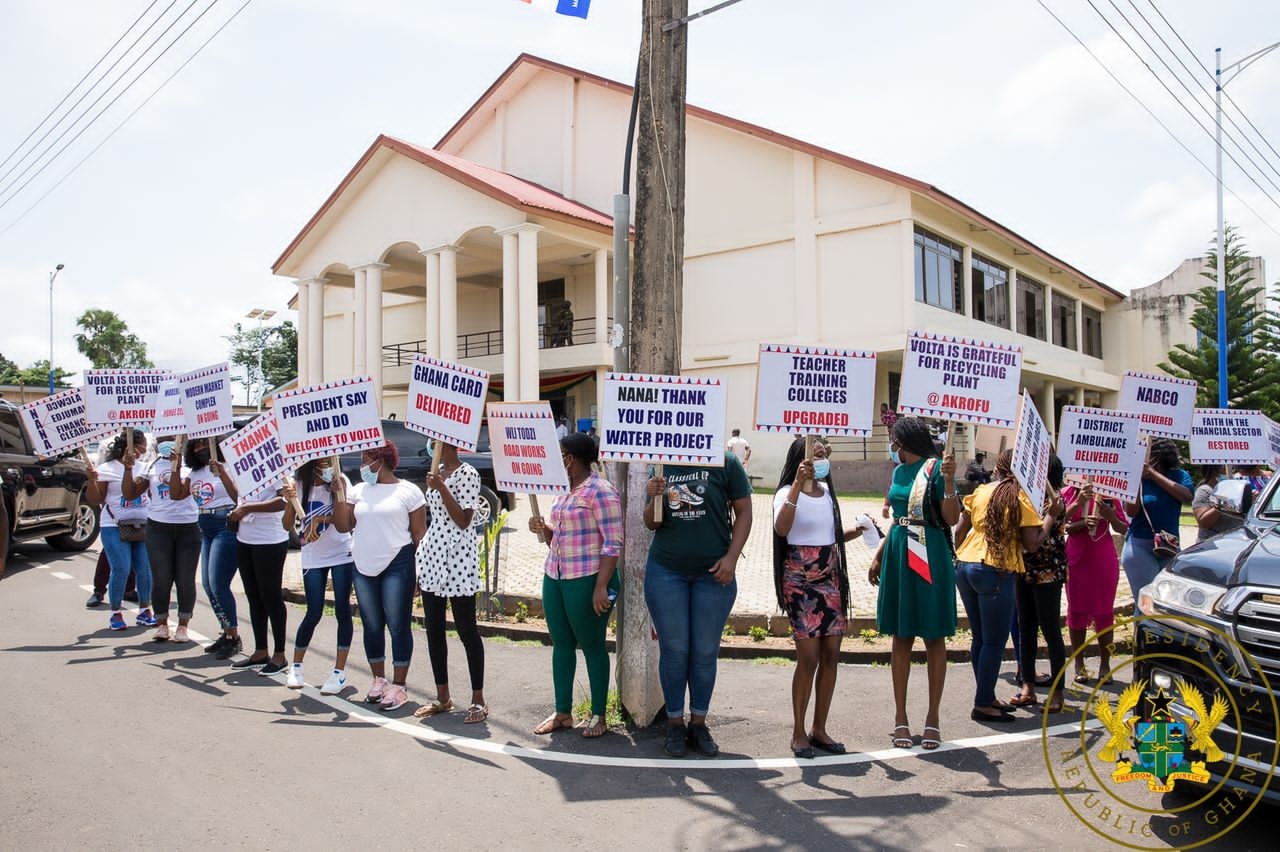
725;428;751;470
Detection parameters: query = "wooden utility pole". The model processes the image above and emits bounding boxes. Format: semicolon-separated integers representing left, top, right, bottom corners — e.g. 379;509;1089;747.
615;0;689;726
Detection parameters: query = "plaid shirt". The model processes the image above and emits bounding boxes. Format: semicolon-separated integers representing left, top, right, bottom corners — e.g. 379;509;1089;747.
544;472;623;580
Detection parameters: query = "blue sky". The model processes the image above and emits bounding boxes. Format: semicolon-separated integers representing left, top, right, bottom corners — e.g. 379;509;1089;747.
1;0;1276;381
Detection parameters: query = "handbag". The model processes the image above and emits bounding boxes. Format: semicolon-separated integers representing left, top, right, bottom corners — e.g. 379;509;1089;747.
104;504;148;542
1140;484;1181;559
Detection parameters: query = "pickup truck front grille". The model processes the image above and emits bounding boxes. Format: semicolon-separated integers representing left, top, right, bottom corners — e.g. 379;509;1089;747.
1235;595;1280;683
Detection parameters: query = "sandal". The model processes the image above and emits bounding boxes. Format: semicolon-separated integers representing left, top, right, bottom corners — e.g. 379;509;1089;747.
413;699;455;718
921;726;942;751
1045;695;1065;714
464;703;489;724
1073;669;1092;684
534;713;574;735
1008;694;1038;708
890;725;913;749
580;715;607;738
808;737;847;755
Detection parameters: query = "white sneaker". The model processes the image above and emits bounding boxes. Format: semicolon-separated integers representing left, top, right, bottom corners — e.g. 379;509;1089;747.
286;664;305;689
320;669;347;696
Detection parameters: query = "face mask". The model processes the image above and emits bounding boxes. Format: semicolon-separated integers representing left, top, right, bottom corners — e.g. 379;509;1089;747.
812;458;830;480
890;449;901;465
157;441;175;459
320;466;335;484
360;463;379;486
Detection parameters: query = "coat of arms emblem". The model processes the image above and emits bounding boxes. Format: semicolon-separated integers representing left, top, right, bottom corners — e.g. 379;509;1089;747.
1093;678;1228;793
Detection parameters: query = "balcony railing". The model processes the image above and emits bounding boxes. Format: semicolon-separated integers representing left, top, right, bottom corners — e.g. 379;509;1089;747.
383;316;610;365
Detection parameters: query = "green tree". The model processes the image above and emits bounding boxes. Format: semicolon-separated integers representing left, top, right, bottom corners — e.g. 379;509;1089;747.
0;352;19;384
74;308;153;368
1159;226;1279;415
226;320;297;405
18;360;75;388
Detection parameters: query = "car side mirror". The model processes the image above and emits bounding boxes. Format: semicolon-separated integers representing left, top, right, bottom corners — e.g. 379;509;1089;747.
1210;479;1253;516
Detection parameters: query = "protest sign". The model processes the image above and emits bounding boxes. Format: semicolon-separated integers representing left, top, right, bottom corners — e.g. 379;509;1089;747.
82;368;169;428
1058;406;1146;501
18;388;114;457
220;413;289;501
1265;417;1280;471
178;362;234;439
1010;390;1052;511
485;402;570;495
897;331;1022;427
152;379;187;436
1189;408;1269;464
1118;371;1196;439
404;355;489;451
600;372;726;465
273;376;384;464
754;343;876;436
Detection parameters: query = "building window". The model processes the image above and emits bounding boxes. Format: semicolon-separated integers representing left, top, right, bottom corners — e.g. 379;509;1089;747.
1082;305;1102;357
971;254;1009;328
1052;291;1077;350
913;226;963;313
1017;275;1046;340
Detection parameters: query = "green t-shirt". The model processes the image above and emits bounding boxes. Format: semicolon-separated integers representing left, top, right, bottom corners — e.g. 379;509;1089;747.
647;455;752;576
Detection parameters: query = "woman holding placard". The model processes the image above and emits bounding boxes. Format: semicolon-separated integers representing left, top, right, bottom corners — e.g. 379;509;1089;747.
1062;479;1127;683
773;437;861;758
415;441;488;724
85;429;156;632
953;449;1060;725
868;417;958;749
333;443;426;712
528;432;622;739
143;435;201;643
281;460;355;693
172;438;242;658
228;485;290;674
1121;438;1192;611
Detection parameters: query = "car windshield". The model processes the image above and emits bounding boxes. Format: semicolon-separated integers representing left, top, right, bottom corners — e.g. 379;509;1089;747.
1259;478;1280;515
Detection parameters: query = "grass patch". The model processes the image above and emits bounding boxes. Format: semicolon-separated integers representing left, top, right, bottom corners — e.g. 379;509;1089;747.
512;639;542;647
573;688;626;727
752;656;792;666
748;625;769;642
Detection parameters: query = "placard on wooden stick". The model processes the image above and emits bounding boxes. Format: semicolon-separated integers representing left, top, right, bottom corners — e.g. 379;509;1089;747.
82;368;169;428
405;354;489;451
1118;371;1196;439
1058;406;1146;502
1010;390;1051;511
178;362;234;439
599;372;726;466
19;389;114;458
486;401;570;496
1189;408;1269;464
754;343;876;436
273;376;384;464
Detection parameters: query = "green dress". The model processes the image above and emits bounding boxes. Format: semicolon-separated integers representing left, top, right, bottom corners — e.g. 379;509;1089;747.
876;458;957;640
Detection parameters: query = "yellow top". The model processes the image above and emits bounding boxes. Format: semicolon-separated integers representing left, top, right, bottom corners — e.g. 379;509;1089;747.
954;481;1043;573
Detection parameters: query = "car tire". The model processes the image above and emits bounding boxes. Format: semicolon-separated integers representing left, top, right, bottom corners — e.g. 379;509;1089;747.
47;494;101;552
478;485;502;529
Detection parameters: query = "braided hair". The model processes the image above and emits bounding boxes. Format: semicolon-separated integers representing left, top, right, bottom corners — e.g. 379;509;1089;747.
890;416;938;461
1149;438;1181;476
981;449;1024;567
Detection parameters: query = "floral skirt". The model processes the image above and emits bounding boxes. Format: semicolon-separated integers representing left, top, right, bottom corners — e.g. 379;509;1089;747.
782;545;846;639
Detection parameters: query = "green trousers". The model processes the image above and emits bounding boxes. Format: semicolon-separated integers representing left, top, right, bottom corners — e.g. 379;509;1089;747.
542;572;618;715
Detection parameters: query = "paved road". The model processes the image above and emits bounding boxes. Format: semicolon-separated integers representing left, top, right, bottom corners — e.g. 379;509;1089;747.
2;544;1271;851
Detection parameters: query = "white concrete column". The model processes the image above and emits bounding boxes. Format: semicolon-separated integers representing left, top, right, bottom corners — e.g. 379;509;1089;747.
501;232;519;400
516;225;543;401
352;267;368;375
307;278;326;385
422;250;441;358
1038;379;1057;442
1008;267;1018;334
353;263;387;405
295;280;310;387
438;246;458;362
593;248;608;350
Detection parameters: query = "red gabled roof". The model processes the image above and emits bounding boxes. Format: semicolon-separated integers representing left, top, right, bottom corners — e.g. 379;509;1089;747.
272;134;614;274
438;54;1123;300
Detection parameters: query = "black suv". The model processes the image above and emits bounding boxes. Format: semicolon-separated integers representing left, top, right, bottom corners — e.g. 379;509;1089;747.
1134;477;1280;803
1;400;101;554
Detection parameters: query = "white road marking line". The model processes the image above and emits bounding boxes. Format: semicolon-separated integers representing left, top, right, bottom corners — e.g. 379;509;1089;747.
101;582;1099;770
78;585;94;593
51;571;74;580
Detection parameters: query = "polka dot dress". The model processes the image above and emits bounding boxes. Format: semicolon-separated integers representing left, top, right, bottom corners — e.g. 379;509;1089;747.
416;463;482;597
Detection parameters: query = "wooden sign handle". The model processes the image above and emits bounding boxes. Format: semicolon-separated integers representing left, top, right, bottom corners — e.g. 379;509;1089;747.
431;440;442;475
529;494;550;543
653;462;665;523
805;434;815;462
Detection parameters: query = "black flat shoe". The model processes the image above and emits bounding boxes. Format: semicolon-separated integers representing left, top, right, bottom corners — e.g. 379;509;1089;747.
792;745;816;759
971;709;1016;724
664;724;688;758
809;738;847;755
85;594;104;608
686;723;719;757
258;660;289;675
231;655;268;669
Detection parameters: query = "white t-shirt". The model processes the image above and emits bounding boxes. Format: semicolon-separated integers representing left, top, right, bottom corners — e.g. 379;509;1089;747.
773;483;836;546
347;479;426;576
97;460;150;527
298;475;354;570
726;436;750;465
188;466;235;510
235;490;289;545
146;458;198;524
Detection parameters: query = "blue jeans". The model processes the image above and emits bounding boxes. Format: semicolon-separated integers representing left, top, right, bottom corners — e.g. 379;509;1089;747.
1122;536;1166;614
352;544;415;668
100;527;153;611
955;560;1016;708
296;562;355;651
643;558;737;718
198;512;239;630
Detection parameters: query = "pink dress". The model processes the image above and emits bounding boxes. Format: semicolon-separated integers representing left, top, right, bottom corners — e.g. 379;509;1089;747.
1062;485;1128;631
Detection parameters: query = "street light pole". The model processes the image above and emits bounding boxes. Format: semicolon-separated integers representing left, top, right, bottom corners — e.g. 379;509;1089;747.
245;308;277;412
1214;39;1280;409
48;264;64;395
